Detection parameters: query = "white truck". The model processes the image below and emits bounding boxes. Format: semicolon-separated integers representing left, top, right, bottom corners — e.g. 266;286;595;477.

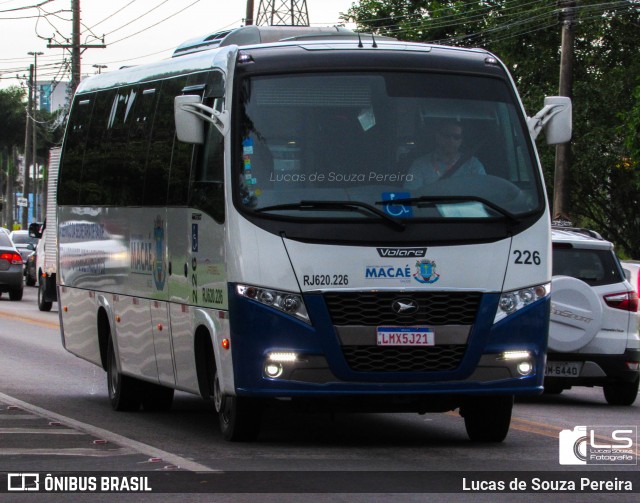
28;147;60;311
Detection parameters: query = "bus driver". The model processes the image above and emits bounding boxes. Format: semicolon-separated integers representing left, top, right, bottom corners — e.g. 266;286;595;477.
405;119;485;189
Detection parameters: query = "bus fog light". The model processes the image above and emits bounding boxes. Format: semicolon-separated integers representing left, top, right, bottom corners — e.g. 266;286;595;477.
502;350;531;360
517;361;533;375
265;363;283;378
268;352;298;362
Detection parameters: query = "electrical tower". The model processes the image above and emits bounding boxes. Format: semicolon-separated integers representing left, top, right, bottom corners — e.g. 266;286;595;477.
255;0;310;26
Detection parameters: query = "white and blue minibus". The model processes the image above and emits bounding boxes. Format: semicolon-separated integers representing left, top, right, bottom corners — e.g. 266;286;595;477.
55;25;571;441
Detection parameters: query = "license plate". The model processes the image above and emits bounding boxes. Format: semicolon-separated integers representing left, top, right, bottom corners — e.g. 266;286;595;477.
376;327;435;346
545;361;582;377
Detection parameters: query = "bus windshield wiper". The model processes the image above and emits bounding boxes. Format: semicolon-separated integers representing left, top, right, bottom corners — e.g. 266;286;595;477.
375;195;519;224
255;200;406;231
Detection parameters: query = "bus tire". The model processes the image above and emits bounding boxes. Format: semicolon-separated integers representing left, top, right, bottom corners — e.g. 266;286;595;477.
107;337;142;411
461;395;513;442
214;371;261;442
38;279;52;311
141;382;175;411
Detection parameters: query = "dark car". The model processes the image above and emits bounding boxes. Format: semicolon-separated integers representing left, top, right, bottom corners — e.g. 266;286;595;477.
0;232;24;300
26;250;37;286
9;230;38;284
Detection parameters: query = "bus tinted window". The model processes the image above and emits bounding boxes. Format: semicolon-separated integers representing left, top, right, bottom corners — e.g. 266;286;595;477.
58;96;94;205
106;86;144;205
142;77;187;206
80;90;114;205
153;77;191;206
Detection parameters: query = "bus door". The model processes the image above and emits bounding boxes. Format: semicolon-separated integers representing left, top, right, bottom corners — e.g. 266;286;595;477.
167;73;226;391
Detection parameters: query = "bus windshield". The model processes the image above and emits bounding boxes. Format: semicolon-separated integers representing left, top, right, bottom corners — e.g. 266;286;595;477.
235;71;542;222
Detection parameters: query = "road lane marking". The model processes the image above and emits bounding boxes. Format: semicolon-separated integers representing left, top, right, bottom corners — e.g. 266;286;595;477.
0;392;215;472
0;311;59;330
0;448;137;457
0;428;84;434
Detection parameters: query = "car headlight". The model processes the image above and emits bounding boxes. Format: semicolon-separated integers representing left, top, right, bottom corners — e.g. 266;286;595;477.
494;283;550;323
236;284;310;324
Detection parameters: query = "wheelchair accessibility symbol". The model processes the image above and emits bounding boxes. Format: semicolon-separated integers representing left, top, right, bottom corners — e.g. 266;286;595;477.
381;192;413;218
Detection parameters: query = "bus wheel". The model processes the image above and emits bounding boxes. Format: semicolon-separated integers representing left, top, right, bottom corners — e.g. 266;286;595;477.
106;337;142;411
214;371;261;442
141;382;175;411
461;396;513;442
38;279;52;312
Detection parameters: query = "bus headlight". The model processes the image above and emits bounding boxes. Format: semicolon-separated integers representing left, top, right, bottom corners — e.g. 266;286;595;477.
494;283;550;323
237;284;310;324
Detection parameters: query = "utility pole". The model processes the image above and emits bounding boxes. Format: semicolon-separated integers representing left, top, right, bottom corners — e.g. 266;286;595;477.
47;0;106;94
29;51;43;222
245;0;255;25
553;0;576;223
255;0;310;26
22;64;34;229
7;147;16;230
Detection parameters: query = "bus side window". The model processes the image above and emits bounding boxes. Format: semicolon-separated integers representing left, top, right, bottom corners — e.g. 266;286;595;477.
129;86;159;205
59;95;95;206
105;85;143;206
144;76;188;207
191;98;225;223
190;70;226;222
79;90;114;205
167;75;206;206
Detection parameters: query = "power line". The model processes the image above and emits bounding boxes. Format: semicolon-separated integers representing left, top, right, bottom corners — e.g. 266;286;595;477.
108;0;202;45
0;0;54;14
87;0;136;30
103;0;170;37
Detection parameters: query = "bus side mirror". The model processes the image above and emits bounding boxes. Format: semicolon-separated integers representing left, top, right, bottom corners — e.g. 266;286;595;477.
175;95;205;144
175;95;230;144
527;96;572;145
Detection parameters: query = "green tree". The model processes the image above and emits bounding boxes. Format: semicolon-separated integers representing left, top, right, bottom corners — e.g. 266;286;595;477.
0;86;27;226
345;0;640;257
0;86;26;149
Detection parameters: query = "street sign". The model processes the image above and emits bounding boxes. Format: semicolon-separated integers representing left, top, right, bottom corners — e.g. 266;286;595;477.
17;197;28;207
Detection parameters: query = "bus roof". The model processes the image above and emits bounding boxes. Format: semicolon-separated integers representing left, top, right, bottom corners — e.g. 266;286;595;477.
75;26;496;95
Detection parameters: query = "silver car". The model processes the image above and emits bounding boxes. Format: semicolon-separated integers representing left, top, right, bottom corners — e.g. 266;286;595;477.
0;232;24;301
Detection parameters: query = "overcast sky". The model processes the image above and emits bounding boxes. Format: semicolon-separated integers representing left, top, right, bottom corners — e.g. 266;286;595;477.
0;0;356;89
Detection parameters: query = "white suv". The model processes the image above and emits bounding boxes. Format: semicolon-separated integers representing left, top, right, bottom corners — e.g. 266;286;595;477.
546;227;640;405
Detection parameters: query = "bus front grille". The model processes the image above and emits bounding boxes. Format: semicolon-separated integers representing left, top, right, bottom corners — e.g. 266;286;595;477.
323;291;481;326
341;345;467;372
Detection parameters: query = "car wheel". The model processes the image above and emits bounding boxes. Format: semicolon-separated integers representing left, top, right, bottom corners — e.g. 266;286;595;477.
9;287;23;301
38;279;53;312
26;275;36;287
214;370;261;441
461;395;513;442
107;337;142;411
603;378;639;406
